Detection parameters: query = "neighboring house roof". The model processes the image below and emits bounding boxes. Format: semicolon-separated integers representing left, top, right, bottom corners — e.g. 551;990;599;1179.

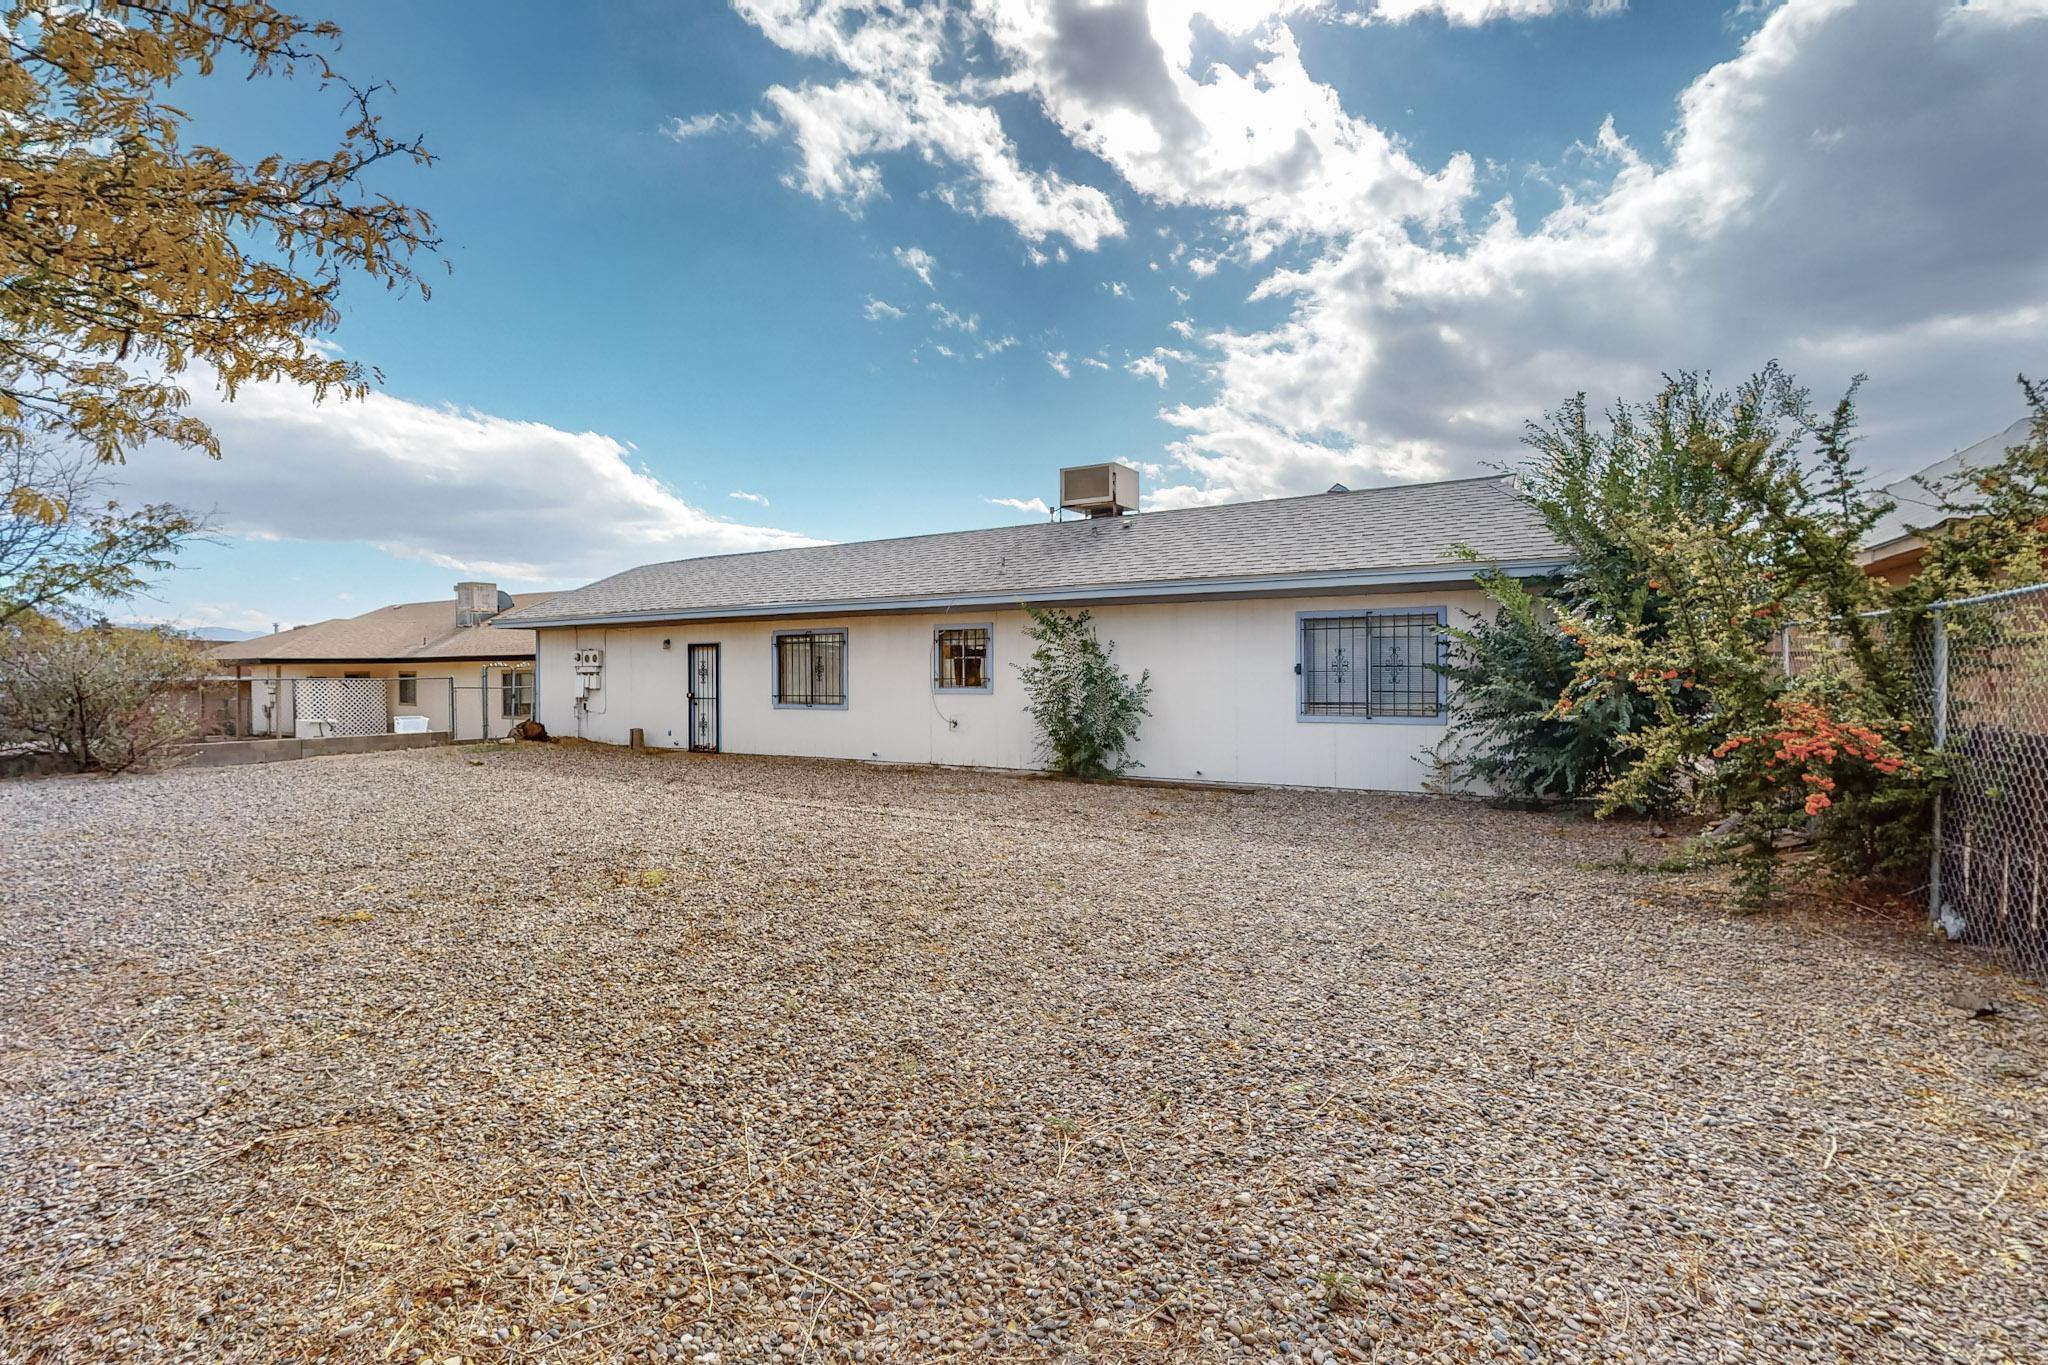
211;593;557;664
498;475;1568;629
1863;415;2032;560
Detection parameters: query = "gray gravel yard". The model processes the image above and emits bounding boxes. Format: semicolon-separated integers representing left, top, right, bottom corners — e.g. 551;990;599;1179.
0;743;2043;1363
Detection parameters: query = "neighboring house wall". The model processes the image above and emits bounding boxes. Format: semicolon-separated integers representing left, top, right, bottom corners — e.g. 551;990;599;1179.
533;588;1489;792
233;663;533;742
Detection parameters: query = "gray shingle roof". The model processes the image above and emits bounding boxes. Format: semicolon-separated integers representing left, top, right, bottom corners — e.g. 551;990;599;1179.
1863;415;2031;554
498;476;1566;628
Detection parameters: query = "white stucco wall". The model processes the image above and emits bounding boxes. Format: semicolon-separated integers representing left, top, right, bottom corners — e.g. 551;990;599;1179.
531;589;1491;792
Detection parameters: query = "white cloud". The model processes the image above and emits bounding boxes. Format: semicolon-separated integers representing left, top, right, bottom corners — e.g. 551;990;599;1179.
977;334;1019;358
1360;0;1628;22
981;2;1472;243
1045;349;1072;378
1127;354;1170;387
1105;280;1130;297
928;301;980;331
666;112;741;140
985;495;1051;516
729;489;771;507
1170;318;1196;339
731;1;2048;506
118;382;819;583
1947;0;2048;27
738;0;1124;248
863;296;906;320
894;244;937;288
1081;356;1111;371
1147;0;2048;504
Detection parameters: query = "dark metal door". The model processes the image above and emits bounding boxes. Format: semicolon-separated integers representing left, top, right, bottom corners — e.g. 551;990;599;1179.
687;644;720;752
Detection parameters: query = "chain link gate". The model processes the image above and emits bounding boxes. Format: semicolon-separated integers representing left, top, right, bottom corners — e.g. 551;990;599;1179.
1785;582;2048;979
1926;583;2048;977
454;668;535;741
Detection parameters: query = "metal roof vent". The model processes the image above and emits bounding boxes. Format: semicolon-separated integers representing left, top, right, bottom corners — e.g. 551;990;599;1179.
1059;462;1139;518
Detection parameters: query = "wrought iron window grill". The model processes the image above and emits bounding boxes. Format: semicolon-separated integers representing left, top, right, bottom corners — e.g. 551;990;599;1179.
775;630;847;706
1301;612;1443;718
935;626;990;690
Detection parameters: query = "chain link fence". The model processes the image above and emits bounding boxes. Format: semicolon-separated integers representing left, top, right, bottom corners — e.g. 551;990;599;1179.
176;676;460;740
1786;583;2048;978
452;669;534;741
1925;583;2048;977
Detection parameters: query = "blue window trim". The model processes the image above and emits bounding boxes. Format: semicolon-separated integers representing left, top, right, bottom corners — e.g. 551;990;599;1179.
771;627;849;710
1295;606;1448;725
931;621;995;694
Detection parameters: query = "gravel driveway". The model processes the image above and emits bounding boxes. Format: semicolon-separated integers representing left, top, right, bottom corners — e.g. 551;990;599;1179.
1;743;2043;1362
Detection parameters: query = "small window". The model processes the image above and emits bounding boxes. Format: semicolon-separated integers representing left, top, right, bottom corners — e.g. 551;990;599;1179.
502;670;533;718
397;672;418;706
1300;611;1443;720
774;630;847;707
934;625;991;691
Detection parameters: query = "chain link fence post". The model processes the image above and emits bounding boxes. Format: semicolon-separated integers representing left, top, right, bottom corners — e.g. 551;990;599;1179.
1929;606;1948;932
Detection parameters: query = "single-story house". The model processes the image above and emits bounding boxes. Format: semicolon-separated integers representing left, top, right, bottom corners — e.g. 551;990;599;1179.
210;582;554;742
1860;415;2032;585
494;468;1569;793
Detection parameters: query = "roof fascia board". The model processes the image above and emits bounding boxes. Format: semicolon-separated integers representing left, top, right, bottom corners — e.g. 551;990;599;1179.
498;558;1572;631
208;653;537;665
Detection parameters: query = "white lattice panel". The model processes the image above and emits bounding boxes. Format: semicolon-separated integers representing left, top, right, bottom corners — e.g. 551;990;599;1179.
295;677;388;737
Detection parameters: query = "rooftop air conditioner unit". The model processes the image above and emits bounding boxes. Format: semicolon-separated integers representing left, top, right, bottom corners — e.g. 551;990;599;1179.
454;580;510;628
1059;462;1140;518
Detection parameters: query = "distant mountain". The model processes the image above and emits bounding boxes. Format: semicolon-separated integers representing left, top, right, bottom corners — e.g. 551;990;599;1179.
115;622;268;641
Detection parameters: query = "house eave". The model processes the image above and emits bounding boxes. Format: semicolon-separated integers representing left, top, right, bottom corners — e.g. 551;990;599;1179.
209;652;539;666
496;558;1572;631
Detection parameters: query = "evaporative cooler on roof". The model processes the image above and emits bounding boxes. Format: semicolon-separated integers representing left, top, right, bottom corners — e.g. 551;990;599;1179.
1058;463;1140;518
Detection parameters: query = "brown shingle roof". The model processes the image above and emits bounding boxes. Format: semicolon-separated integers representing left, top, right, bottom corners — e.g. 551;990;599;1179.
497;476;1566;628
211;593;556;664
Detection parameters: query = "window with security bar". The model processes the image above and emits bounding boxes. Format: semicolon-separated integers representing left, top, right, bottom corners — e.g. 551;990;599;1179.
774;630;847;707
1299;611;1444;719
934;625;990;691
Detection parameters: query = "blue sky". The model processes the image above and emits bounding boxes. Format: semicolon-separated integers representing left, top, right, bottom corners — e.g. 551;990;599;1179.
119;1;2048;634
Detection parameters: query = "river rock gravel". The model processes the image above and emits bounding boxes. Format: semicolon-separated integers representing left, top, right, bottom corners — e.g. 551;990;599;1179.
0;742;2042;1362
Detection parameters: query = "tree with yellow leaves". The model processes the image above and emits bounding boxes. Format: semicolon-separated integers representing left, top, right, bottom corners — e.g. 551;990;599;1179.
1;0;439;462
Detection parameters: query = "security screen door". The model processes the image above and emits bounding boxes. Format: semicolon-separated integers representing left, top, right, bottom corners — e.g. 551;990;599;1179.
687;644;720;752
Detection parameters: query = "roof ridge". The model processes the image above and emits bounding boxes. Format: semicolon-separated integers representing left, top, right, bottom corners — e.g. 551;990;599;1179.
500;473;1562;628
567;472;1517;584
